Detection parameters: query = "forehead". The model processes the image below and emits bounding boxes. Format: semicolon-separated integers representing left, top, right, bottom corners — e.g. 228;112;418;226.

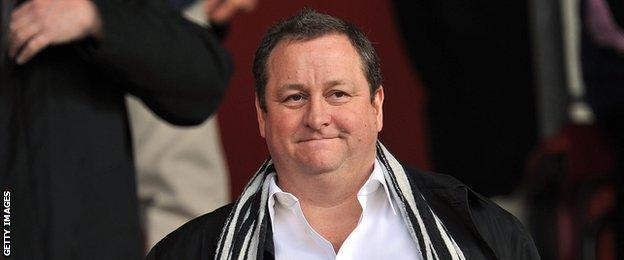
265;34;365;86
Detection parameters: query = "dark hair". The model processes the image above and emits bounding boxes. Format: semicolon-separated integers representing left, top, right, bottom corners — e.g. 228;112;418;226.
252;8;382;111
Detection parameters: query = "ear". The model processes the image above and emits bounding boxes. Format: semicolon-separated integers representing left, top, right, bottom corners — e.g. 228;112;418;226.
372;86;384;132
255;95;267;138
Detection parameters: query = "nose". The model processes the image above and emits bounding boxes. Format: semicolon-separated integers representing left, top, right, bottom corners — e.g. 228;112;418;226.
304;96;331;130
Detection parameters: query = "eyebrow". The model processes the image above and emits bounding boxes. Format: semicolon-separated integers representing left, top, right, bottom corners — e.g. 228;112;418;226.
276;84;305;97
323;79;346;88
276;79;349;97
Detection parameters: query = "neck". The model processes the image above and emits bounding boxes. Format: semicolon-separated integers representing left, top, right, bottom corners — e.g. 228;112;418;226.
274;158;376;252
275;159;374;207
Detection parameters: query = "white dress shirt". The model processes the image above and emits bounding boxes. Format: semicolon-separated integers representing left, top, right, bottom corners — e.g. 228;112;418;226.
266;159;422;260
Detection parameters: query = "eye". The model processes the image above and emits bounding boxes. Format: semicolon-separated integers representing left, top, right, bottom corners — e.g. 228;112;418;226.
332;92;346;98
285;94;305;102
281;93;308;108
327;91;351;103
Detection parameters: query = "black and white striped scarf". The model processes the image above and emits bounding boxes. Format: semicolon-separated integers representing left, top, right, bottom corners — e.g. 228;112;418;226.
215;142;465;260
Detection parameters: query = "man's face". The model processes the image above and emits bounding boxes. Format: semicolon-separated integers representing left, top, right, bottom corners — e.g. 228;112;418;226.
256;33;384;175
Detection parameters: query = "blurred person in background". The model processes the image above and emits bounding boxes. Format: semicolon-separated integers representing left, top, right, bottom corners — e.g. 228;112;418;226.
0;0;231;258
392;0;536;198
582;0;624;256
130;0;256;250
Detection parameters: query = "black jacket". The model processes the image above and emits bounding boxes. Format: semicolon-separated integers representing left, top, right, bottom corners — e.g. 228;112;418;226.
0;0;231;259
146;167;540;259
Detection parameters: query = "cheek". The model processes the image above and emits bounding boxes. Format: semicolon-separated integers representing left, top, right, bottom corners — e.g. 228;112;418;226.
266;112;301;139
335;109;378;141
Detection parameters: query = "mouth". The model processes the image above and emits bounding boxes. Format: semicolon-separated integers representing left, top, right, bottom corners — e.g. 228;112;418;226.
297;137;340;143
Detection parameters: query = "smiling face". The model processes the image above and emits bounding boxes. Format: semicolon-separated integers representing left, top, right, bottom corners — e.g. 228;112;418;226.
256;33;384;176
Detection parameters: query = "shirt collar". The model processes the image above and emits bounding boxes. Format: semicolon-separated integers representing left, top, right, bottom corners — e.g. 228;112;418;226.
267;173;297;209
359;159;397;214
267;159;397;216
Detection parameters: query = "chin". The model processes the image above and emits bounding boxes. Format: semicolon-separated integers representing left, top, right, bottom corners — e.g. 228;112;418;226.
298;153;344;174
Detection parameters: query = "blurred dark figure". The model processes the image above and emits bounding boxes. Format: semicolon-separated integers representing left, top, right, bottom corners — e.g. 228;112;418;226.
133;0;256;250
168;0;194;9
392;0;536;196
582;0;624;257
0;0;231;259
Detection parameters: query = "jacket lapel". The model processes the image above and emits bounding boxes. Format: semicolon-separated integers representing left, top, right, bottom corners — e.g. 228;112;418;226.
406;167;498;259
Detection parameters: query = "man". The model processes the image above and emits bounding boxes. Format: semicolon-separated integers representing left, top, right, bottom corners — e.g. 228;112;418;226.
147;9;540;260
0;0;231;259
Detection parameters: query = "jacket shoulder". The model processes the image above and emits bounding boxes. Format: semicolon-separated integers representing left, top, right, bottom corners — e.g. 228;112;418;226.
404;166;540;259
403;166;466;190
146;203;234;260
467;190;541;259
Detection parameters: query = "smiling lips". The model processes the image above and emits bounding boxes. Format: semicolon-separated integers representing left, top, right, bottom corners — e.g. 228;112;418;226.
297;137;340;143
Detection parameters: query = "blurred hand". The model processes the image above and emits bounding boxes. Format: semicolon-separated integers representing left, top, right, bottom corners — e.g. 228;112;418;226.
204;0;257;24
8;0;102;65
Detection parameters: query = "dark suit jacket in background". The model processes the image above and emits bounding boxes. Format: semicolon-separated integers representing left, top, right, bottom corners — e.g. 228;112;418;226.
392;0;537;197
0;0;232;259
146;167;540;260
